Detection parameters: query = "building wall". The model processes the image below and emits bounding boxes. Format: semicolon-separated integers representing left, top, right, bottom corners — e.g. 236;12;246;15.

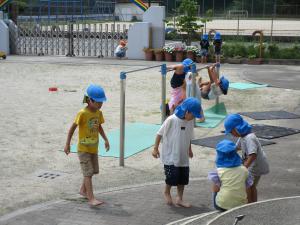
115;3;158;21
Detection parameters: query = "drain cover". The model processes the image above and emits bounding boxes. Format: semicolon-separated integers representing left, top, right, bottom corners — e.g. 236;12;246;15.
36;170;66;179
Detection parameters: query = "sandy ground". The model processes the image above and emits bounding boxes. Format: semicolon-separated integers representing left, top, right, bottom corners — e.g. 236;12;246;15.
0;56;299;216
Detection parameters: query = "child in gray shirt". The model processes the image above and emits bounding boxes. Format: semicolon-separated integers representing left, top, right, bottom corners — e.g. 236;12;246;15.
224;114;269;203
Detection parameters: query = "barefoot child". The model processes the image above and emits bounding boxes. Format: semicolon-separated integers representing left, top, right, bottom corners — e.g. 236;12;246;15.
152;97;202;207
64;84;110;206
208;140;253;211
199;34;210;63
167;58;194;114
199;63;229;100
213;32;222;63
224;114;270;203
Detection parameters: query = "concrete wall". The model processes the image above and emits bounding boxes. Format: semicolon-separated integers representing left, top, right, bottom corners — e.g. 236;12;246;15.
0;11;9;55
115;3;159;22
126;22;151;60
143;6;165;49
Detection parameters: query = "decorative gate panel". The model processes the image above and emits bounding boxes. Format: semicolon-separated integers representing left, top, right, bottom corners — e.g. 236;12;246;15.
13;22;129;58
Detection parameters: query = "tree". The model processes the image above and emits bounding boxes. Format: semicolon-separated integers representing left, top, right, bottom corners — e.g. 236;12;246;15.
176;0;202;45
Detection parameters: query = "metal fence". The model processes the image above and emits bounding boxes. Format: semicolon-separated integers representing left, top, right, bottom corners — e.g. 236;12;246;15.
10;21;130;57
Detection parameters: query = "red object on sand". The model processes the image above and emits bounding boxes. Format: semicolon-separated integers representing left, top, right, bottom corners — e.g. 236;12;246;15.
49;87;58;92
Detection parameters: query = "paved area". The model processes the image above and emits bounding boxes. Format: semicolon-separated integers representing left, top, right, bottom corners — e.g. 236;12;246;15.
0;57;299;225
208;197;300;225
0;124;299;225
242;64;300;90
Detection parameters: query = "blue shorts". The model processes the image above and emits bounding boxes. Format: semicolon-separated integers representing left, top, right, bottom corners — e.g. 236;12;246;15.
200;49;208;57
164;165;189;186
116;52;125;58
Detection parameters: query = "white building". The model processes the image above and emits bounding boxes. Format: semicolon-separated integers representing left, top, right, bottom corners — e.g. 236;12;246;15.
115;0;160;21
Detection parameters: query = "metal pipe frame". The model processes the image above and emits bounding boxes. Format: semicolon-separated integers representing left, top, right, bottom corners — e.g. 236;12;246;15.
119;64;167;167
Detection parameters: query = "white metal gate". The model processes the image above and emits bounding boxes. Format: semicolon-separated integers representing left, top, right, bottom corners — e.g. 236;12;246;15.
11;22;130;58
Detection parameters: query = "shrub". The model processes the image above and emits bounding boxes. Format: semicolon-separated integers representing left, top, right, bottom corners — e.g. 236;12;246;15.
267;43;280;59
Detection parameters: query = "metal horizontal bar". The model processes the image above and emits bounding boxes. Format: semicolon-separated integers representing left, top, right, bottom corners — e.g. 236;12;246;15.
124;64;163;74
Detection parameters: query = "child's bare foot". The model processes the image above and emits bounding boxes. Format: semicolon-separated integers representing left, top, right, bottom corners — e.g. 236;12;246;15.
175;198;192;208
79;191;87;198
196;118;205;123
164;192;173;205
88;199;104;206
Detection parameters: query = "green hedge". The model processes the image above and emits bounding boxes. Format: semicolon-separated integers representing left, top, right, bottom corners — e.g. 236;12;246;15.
223;43;300;59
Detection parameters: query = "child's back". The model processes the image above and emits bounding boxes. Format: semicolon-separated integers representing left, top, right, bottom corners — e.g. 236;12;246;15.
238;133;269;177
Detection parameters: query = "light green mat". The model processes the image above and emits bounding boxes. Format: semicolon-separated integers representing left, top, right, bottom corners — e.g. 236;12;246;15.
71;123;161;158
229;82;268;90
196;102;227;128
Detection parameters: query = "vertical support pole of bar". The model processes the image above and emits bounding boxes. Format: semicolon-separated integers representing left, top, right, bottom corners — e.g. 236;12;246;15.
161;64;167;124
120;72;126;167
215;62;220;113
191;63;197;127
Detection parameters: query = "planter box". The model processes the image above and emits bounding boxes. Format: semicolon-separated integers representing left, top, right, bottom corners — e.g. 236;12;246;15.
247;58;264;65
227;58;243;64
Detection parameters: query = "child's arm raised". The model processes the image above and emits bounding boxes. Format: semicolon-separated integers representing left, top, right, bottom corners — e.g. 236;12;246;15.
152;135;162;158
99;124;110;151
64;123;77;155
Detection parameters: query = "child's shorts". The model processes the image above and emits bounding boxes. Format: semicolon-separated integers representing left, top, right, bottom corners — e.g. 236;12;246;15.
116;51;126;58
200;49;208;57
78;152;99;177
164;165;189;186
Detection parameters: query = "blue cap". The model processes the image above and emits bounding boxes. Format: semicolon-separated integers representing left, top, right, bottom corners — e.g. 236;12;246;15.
202;34;208;40
216;140;242;168
214;32;221;40
86;84;107;103
174;97;202;119
219;76;229;95
224;114;252;135
182;58;194;73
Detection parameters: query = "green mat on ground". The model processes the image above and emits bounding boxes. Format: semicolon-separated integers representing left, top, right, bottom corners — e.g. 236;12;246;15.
70;123;161;158
229;82;268;90
196;102;227;128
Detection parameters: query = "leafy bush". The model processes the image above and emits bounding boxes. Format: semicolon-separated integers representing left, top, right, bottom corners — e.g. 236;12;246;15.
268;43;280;58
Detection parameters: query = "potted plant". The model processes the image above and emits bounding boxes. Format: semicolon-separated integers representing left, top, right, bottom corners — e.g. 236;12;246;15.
153;48;164;61
163;46;175;62
185;46;198;61
174;46;185;62
143;47;154;61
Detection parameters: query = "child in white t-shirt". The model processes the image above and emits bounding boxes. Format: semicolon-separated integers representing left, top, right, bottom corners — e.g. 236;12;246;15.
224;114;270;203
152;97;202;207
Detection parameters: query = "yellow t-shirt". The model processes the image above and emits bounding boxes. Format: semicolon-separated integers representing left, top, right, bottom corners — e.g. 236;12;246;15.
75;107;104;154
216;166;248;210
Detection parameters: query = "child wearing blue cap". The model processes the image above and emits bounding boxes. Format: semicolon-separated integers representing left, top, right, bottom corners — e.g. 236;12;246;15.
64;84;110;206
224;114;269;203
199;64;229;100
199;34;210;63
213;32;222;63
167;58;194;114
208;140;253;211
152;97;202;207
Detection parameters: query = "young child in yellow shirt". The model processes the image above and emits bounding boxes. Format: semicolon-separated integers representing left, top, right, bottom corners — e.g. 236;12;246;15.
64;84;110;206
